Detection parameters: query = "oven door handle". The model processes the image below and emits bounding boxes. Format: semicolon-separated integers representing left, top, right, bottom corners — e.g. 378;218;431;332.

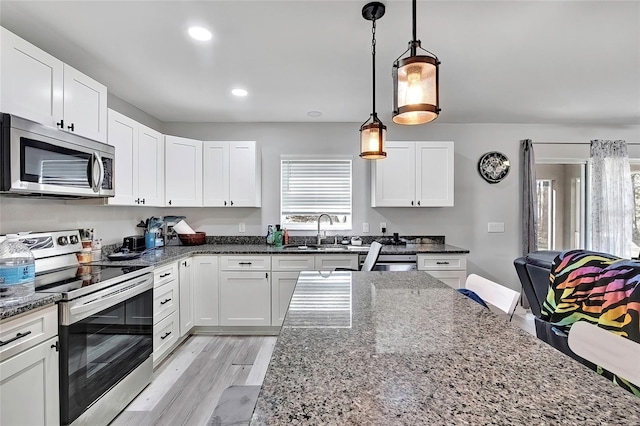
61;274;153;325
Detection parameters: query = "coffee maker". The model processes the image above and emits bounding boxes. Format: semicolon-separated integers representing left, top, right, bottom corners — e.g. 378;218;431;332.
162;216;186;246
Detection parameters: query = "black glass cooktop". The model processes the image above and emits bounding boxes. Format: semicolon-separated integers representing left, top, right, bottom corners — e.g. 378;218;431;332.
36;265;149;294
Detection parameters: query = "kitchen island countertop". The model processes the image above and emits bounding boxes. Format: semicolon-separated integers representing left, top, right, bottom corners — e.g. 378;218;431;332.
250;271;640;425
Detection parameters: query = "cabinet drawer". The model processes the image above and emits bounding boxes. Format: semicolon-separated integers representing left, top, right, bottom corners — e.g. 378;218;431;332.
417;254;467;271
153;278;179;324
220;255;271;271
0;305;58;362
315;255;358;271
271;255;315;272
153;310;179;365
154;262;178;287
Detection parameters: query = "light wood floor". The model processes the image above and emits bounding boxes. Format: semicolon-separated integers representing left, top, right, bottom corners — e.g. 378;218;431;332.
110;335;277;426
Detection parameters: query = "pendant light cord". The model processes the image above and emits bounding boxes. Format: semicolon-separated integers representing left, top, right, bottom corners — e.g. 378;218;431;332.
371;18;377;118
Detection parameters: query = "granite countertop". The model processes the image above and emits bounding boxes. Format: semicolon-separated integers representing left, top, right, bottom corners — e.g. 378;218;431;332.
250;271;639;425
97;243;469;268
0;293;62;321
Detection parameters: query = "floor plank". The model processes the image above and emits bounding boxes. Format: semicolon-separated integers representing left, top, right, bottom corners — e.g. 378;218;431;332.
111;335;278;426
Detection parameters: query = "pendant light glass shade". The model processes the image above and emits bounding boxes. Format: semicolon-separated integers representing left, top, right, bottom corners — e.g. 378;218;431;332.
360;119;387;159
393;55;439;124
392;0;440;125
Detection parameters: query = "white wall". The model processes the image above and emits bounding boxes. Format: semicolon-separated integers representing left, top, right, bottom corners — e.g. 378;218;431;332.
1;119;638;291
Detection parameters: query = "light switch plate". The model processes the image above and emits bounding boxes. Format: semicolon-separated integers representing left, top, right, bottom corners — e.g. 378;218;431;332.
239;222;246;233
487;222;505;233
363;223;370;233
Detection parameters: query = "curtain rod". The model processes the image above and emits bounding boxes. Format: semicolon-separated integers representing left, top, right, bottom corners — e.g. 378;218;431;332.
533;141;640;145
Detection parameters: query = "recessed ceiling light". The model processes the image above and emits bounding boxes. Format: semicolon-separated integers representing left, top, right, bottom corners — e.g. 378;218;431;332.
232;88;248;97
307;111;322;118
188;27;212;41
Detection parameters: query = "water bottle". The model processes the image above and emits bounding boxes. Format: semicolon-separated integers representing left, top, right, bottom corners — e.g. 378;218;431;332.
0;234;35;306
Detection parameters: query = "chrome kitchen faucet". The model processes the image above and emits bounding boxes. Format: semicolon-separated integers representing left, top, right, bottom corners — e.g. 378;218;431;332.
317;214;333;245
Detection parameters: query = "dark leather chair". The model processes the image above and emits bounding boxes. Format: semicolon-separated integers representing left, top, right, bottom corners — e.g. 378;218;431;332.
513;251;594;366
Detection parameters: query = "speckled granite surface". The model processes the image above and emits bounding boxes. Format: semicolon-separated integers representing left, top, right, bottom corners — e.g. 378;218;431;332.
250;271;640;425
0;293;62;320
97;243;469;268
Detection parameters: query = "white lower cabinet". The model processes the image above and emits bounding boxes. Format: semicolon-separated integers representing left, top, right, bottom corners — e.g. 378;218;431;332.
219;255;271;326
0;305;59;426
153;261;180;365
271;272;300;326
220;271;271;326
193;256;220;326
179;258;194;336
417;254;467;289
315;254;358;271
270;255;315;326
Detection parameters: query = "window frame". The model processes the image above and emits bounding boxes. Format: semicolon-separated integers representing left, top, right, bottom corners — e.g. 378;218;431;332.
279;155;353;231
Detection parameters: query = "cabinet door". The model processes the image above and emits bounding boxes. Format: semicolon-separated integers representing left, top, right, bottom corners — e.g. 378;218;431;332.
179;258;193;336
0;27;63;129
415;141;454;207
165;135;203;207
424;270;466;289
219;271;271;326
371;141;416;207
137;124;165;206
107;109;137;205
63;64;107;142
0;336;59;426
229;141;260;207
271;271;299;326
202;141;229;207
193;256;219;326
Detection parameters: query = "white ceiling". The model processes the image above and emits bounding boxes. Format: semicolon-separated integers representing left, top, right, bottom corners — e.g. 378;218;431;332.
1;1;639;125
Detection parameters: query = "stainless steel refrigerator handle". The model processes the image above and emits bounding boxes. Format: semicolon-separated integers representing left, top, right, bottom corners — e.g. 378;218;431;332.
92;152;104;193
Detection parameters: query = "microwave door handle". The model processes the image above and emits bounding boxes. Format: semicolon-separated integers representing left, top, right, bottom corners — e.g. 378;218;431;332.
92;152;104;193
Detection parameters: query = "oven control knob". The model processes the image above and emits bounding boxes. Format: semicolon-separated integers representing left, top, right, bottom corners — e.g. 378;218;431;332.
58;236;69;246
69;235;79;244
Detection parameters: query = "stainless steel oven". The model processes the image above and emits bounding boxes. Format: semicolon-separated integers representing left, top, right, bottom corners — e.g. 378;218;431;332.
56;271;153;426
0;113;114;197
16;230;153;426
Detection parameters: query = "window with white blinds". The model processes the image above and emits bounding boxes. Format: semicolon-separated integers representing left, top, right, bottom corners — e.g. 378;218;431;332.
281;158;352;230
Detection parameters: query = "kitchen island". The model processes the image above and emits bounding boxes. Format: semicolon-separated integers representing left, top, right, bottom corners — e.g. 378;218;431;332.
250;271;639;425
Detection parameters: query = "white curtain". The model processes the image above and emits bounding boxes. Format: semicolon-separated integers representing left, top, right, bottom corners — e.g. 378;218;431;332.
590;140;633;258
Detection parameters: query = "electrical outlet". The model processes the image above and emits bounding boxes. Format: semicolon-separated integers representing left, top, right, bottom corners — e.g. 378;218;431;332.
363;222;370;233
487;222;504;233
239;222;246;233
380;222;387;233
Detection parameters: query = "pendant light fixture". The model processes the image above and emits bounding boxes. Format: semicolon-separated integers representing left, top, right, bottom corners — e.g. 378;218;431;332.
359;2;386;160
392;0;440;125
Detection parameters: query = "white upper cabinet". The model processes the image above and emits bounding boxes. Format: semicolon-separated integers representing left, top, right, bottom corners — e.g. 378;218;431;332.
165;135;203;207
0;27;107;142
203;141;261;207
0;27;63;128
62;64;107;142
107;109;164;206
371;141;454;207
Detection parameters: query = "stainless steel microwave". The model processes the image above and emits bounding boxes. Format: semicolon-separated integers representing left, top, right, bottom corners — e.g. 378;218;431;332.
0;113;115;198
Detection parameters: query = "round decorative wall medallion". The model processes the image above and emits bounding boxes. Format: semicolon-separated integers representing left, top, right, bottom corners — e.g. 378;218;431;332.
478;151;510;184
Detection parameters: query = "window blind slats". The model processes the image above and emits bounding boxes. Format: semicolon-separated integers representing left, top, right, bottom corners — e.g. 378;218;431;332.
281;159;352;228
